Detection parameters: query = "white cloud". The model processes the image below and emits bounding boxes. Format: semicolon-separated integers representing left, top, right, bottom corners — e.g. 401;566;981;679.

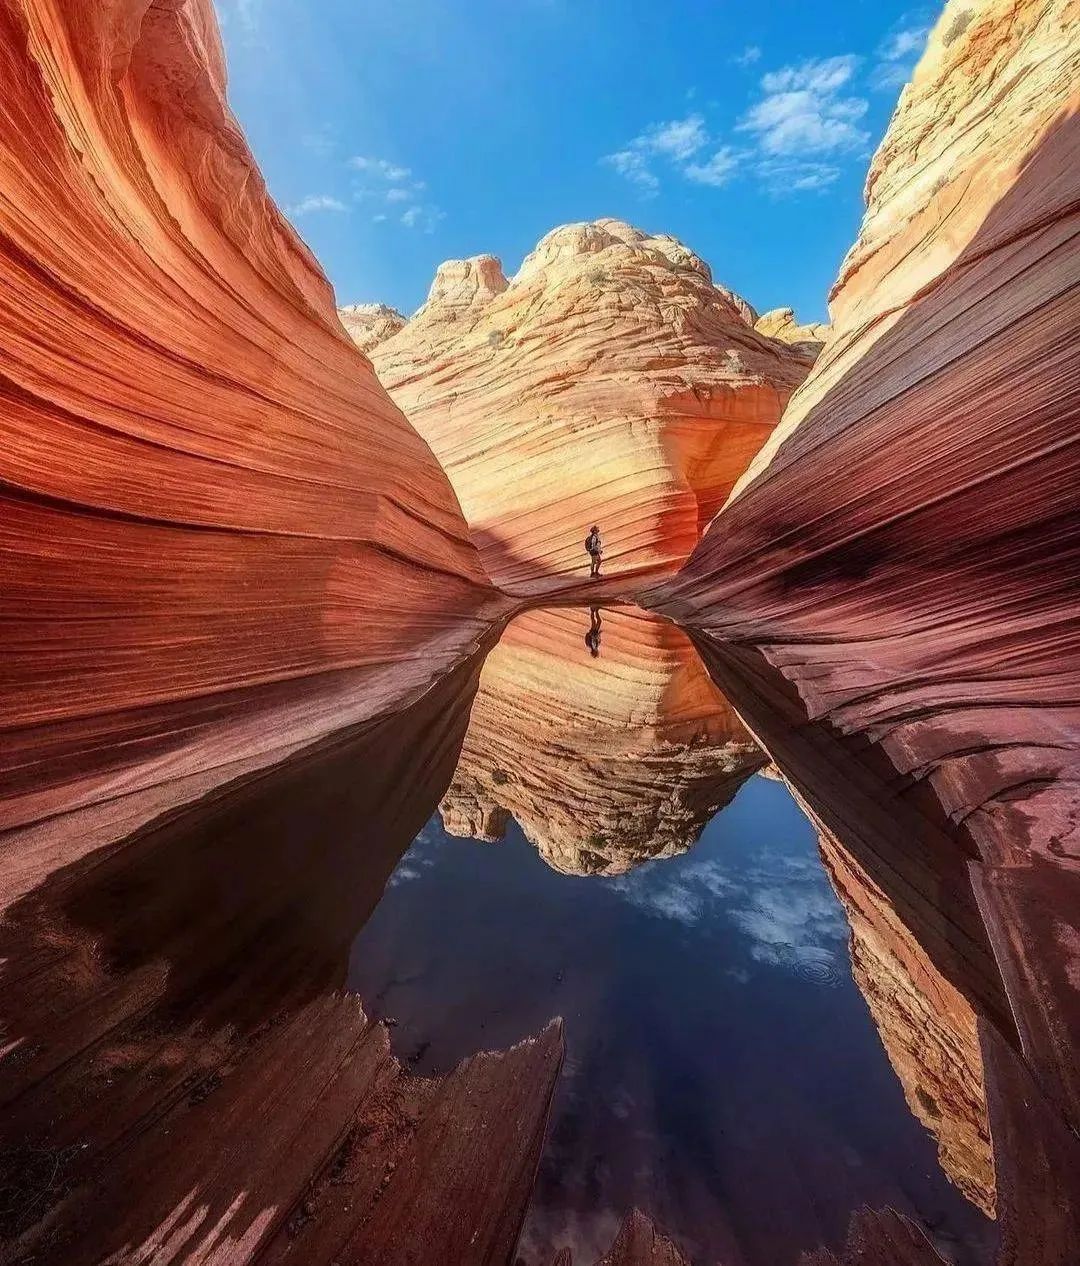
401;204;446;233
684;146;740;187
880;26;929;60
601;113;714;194
636;114;708;161
372;213;388;223
760;54;861;97
601;148;660;193
349;156;413;182
287;194;348;216
756;158;842;194
871;21;931;91
739;56;869;157
385;187;411;202
603;51;873;200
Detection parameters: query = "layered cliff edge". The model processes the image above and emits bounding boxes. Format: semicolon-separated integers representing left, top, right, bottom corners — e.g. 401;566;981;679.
0;0;502;829
365;220;814;592
647;0;1080;1144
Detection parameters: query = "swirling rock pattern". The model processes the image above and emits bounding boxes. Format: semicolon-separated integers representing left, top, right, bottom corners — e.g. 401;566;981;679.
648;0;1080;1132
440;607;765;875
371;220;814;592
0;0;496;823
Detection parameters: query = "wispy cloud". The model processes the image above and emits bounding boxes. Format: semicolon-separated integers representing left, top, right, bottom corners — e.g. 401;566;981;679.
732;54;870;195
733;45;762;67
602;148;660;193
287;194;348;217
684;146;740;187
349;155;415;183
739;56;868;156
603;112;736;195
870;17;932;91
401;204;446;233
348;154;441;228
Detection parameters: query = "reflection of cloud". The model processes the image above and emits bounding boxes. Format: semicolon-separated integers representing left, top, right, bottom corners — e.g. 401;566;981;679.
607;857;734;923
730;884;846;966
607;845;847;983
386;820;442;885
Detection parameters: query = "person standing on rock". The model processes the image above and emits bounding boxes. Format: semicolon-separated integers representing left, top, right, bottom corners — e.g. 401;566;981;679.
585;525;603;579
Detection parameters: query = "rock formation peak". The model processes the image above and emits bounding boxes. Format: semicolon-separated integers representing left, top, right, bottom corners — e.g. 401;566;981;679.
415;253;511;324
337;302;407;354
372;218;815;591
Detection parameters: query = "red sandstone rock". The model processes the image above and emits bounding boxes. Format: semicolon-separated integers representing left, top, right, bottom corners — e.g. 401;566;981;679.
647;0;1080;1134
371;219;813;592
440;607;765;874
0;654;565;1266
0;0;497;825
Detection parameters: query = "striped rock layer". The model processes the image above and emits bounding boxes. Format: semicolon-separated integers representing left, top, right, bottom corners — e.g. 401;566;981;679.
440;607;765;875
371;219;813;593
0;0;495;824
649;0;1080;1154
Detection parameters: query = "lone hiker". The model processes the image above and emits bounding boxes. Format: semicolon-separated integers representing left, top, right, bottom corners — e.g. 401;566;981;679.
585;606;603;658
585;524;603;579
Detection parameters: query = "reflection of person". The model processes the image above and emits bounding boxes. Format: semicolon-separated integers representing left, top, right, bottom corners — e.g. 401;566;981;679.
585;525;603;579
585;606;602;658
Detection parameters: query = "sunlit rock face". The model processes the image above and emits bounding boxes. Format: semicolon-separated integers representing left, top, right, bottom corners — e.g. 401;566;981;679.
440;607;765;874
338;301;407;354
371;219;813;592
753;307;829;363
649;0;1080;1131
0;0;495;828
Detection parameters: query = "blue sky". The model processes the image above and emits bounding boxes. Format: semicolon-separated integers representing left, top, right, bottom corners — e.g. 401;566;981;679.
215;0;935;323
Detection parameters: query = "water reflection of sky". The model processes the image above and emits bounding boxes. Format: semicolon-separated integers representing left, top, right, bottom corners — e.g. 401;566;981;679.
349;773;994;1266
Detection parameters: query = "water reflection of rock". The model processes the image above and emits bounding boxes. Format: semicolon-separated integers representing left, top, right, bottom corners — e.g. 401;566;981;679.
440;607;766;875
0;654;564;1266
818;829;996;1217
694;640;1080;1263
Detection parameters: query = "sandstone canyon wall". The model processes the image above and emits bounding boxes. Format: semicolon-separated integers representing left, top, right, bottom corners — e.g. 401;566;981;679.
0;0;498;831
440;607;765;874
370;220;814;592
648;0;1080;1138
